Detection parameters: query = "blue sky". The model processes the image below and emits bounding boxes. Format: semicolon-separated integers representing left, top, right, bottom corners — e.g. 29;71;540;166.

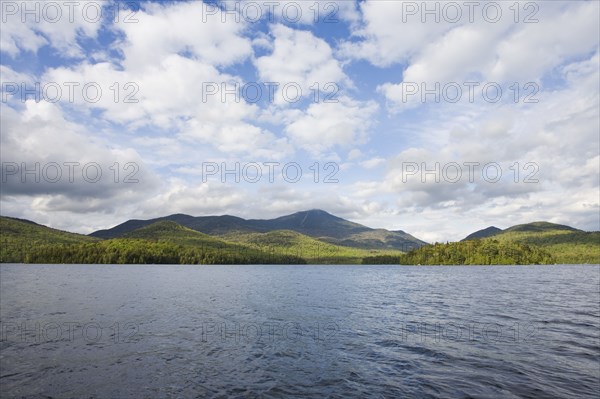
1;0;599;241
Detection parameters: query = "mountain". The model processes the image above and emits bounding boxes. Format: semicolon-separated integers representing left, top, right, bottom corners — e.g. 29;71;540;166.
249;210;427;251
3;219;306;265
3;215;597;265
118;220;309;264
490;223;597;264
90;209;428;251
118;221;409;264
0;216;98;262
462;222;580;241
370;221;598;265
222;229;402;264
462;226;503;241
89;214;259;239
122;220;232;246
248;209;365;237
504;221;579;233
1;217;401;264
461;221;598;264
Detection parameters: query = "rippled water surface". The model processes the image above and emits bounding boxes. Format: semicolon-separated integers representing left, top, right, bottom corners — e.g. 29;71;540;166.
1;264;599;398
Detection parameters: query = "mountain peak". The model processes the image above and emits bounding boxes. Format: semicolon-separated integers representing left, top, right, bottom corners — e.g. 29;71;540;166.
505;221;579;233
89;210;427;250
306;209;331;214
269;209;352;230
462;226;503;241
295;209;339;219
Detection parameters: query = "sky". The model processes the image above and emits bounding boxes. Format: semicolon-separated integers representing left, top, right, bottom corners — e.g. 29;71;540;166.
0;0;599;242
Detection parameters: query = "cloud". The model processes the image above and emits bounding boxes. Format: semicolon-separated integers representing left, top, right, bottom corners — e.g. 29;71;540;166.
282;96;378;155
0;100;159;207
254;24;349;105
366;51;600;238
488;1;600;82
360;157;385;169
338;0;452;67
179;118;294;160
374;1;600;109
115;1;252;69
36;3;291;159
0;65;35;93
0;0;105;57
222;0;359;25
139;178;247;217
347;149;363;161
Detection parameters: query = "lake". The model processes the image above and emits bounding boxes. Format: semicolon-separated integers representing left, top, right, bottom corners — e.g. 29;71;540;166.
1;264;599;398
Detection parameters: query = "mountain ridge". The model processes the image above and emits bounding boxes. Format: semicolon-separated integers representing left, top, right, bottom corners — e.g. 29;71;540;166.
2;215;597;264
89;209;428;251
505;221;579;233
0;216;401;264
462;221;582;241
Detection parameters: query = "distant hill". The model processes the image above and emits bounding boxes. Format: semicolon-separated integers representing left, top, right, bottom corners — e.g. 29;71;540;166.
248;209;365;237
1;217;403;264
123;220;226;245
121;220;407;264
4;219;306;265
459;221;598;264
0;216;98;262
222;229;403;264
504;221;579;233
462;226;503;241
462;222;580;241
4;215;597;265
490;223;597;264
90;209;428;251
123;220;242;247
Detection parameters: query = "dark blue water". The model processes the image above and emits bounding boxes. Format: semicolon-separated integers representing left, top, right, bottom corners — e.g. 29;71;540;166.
1;264;598;398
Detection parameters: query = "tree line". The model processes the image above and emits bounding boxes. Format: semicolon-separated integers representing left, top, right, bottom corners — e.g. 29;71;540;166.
363;239;555;265
18;239;307;264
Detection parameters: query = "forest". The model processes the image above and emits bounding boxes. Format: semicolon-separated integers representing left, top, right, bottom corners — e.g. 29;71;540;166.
22;239;307;265
363;239;555;265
